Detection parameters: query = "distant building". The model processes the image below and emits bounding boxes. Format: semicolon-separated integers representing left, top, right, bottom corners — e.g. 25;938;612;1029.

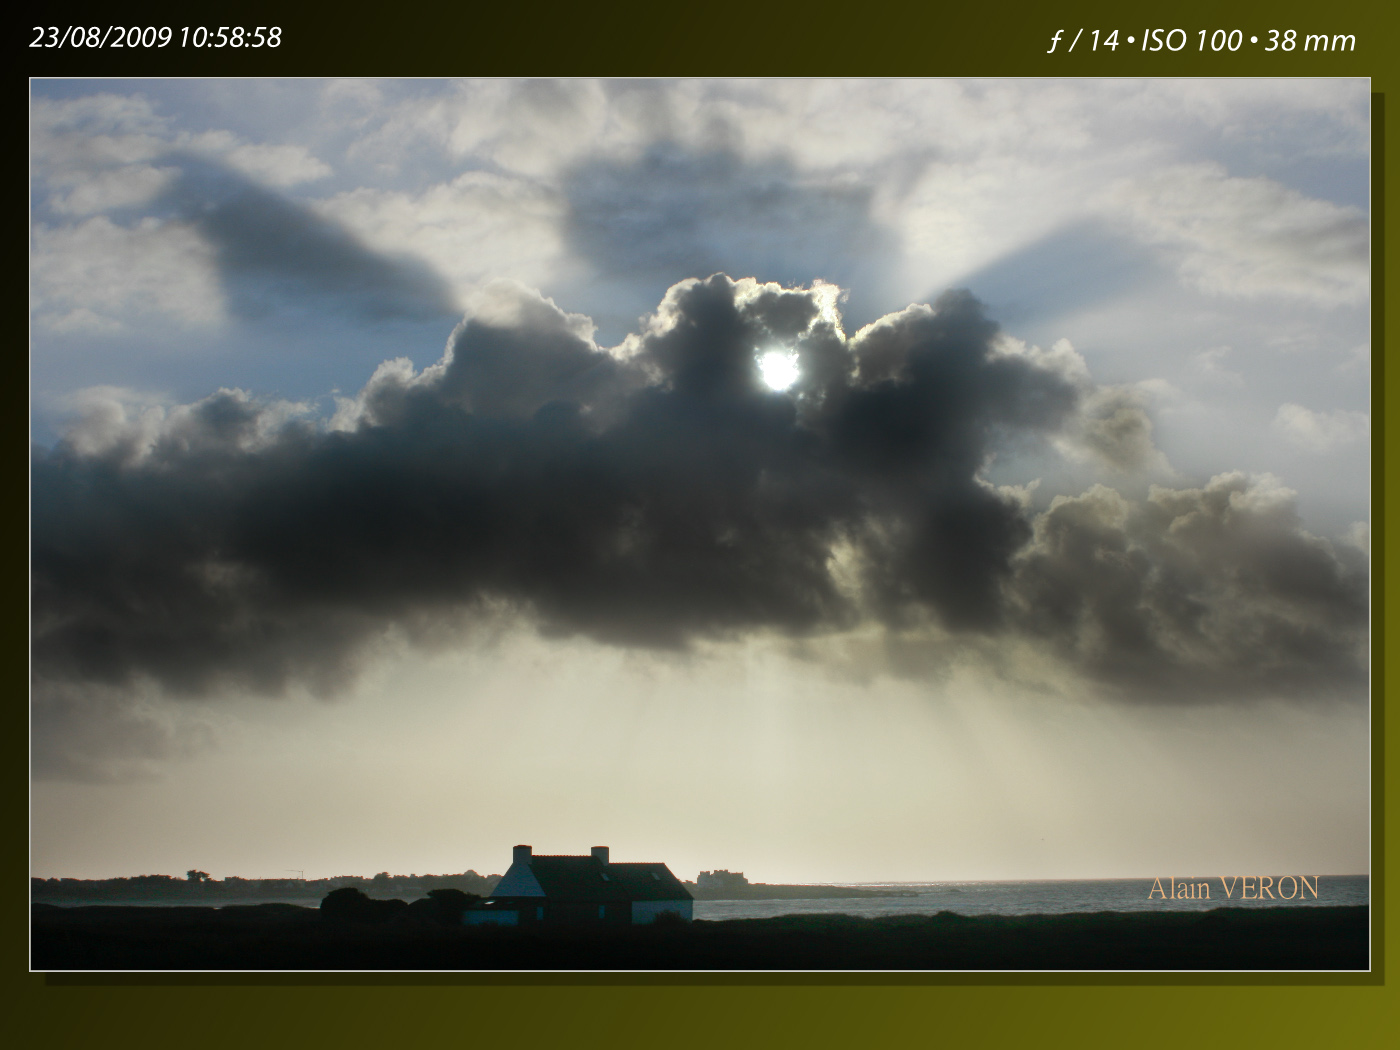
464;845;693;927
697;869;751;894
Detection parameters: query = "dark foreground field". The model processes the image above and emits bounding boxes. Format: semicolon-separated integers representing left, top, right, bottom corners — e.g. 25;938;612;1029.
32;904;1368;970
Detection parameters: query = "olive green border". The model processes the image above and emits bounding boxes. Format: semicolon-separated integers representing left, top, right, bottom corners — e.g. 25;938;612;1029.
25;0;1393;1044
23;1;1391;77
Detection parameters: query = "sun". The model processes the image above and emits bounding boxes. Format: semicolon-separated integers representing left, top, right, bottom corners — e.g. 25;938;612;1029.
758;350;800;391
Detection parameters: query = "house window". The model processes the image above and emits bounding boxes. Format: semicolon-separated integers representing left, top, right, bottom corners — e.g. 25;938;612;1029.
599;905;606;919
536;906;544;920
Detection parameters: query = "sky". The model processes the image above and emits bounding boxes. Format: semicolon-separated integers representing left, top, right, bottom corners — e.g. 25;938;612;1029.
29;79;1370;884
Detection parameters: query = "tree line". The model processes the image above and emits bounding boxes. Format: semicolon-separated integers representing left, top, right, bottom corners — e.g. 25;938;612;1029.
31;870;501;902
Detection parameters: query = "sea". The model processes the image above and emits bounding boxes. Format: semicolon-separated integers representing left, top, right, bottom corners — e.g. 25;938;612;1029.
690;875;1369;921
37;875;1369;919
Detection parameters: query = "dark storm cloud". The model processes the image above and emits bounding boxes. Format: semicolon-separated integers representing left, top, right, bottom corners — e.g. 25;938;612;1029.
33;279;1070;693
161;157;458;322
31;277;1368;726
1008;477;1369;699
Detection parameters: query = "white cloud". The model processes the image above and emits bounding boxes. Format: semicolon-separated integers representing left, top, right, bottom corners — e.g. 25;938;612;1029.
46;163;178;216
1272;403;1370;452
1338;342;1370;375
31;216;225;331
1111;163;1368;305
314;171;565;303
1190;346;1244;386
185;132;331;187
31;90;336;331
1138;78;1369;147
30;93;171;171
344;80;618;179
50;384;318;465
33;93;331;194
49;385;170;462
32;80;1371;339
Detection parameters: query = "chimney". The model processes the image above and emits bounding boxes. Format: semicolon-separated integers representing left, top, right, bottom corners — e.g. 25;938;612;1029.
513;844;532;865
591;846;609;865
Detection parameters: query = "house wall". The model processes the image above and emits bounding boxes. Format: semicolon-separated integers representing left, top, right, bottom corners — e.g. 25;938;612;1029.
463;909;518;926
545;901;610;925
631;899;693;924
490;863;546;897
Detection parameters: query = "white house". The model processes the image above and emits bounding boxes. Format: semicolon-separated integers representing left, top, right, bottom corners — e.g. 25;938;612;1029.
464;845;694;926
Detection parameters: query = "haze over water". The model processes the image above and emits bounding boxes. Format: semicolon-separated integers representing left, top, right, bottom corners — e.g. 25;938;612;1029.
691;876;1370;920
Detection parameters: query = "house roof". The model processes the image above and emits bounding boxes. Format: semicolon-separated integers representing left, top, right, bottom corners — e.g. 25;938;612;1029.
488;854;692;904
607;863;692;902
